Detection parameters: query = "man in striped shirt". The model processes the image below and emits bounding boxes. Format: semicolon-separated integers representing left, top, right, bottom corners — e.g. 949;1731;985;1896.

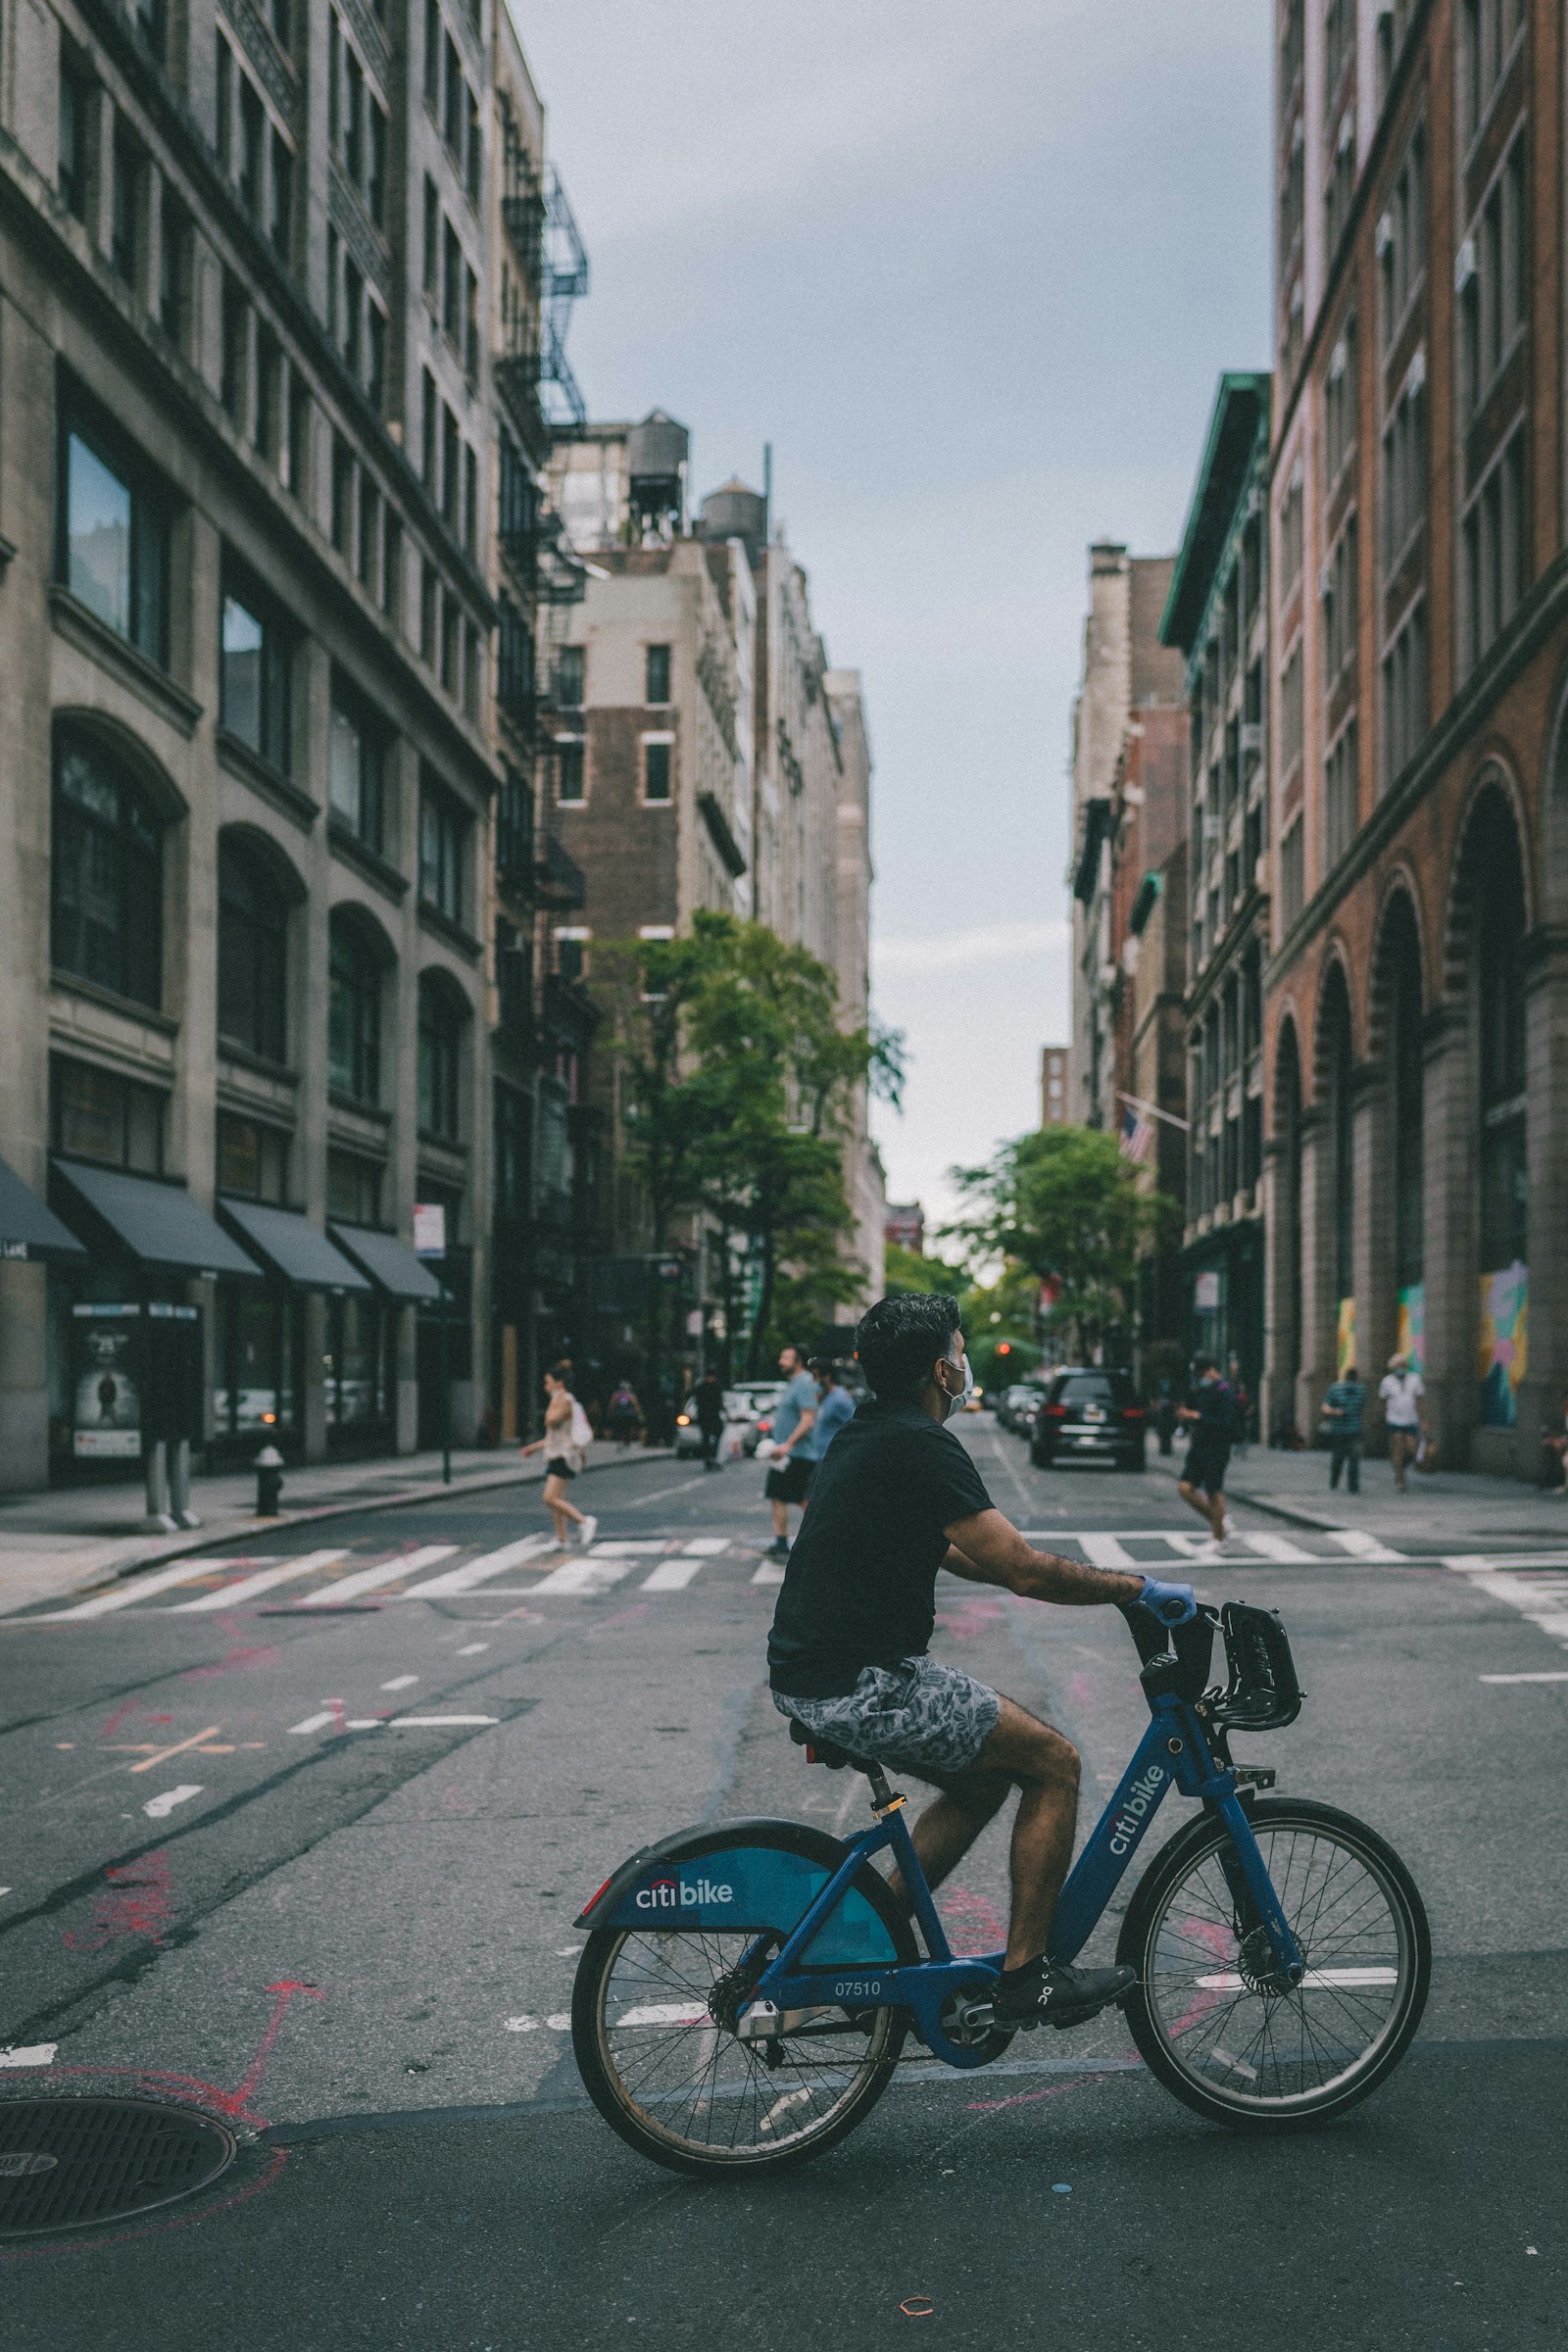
1320;1366;1367;1494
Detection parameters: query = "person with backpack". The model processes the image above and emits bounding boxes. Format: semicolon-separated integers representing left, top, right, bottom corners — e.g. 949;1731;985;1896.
519;1360;598;1550
606;1380;642;1448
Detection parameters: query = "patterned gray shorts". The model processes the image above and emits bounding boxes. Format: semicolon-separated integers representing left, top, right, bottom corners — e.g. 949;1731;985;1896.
773;1655;1002;1778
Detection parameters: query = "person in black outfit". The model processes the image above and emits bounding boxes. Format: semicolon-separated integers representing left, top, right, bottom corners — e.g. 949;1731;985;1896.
768;1293;1196;2035
691;1368;726;1470
1176;1354;1237;1556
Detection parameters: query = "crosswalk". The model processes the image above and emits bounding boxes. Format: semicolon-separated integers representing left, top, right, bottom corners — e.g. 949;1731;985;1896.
22;1519;1555;1625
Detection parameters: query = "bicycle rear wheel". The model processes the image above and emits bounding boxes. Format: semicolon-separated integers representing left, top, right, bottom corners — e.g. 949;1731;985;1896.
571;1826;914;2178
1117;1797;1430;2130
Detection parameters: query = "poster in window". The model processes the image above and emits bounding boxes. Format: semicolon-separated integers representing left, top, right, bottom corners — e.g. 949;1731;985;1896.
72;1302;142;1458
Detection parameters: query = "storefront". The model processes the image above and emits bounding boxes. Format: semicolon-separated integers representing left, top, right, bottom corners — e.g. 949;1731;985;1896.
1184;1219;1263;1435
328;1223;442;1456
216;1198;376;1463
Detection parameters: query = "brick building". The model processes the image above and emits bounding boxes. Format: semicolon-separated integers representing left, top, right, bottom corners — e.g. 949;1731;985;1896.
1264;0;1568;1475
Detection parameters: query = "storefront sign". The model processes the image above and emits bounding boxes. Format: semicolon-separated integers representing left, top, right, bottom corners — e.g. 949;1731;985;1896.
414;1203;447;1260
72;1304;142;1459
1194;1270;1221;1311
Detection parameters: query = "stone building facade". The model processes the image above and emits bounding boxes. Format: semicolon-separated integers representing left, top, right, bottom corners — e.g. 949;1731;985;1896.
1264;0;1568;1475
0;0;513;1486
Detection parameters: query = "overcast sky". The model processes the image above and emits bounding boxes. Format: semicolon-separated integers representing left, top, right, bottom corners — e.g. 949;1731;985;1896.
514;0;1271;1232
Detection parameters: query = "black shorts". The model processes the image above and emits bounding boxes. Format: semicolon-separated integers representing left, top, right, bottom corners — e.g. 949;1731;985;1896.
764;1454;815;1505
544;1455;575;1482
1185;1441;1230;1497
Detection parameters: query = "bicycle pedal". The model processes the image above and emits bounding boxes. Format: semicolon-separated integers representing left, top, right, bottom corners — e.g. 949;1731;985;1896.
1234;1767;1277;1790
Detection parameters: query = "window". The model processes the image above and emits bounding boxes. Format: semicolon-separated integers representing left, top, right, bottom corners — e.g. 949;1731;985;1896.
465;266;479;384
417;976;464;1140
466;84;480;202
443;36;462;155
1461;138;1527;419
464;444;477;554
51;1055;164;1172
358;476;380;594
217;1111;289;1201
1321;515;1358;691
328;678;385;850
423;0;440;106
556;738;585;805
59;408;170;665
1462;0;1526;141
555;644;584;707
1279;642;1303;771
111;121;142;285
216;34;232;172
419;775;468;924
420;368;437;488
331;435;353;555
367;302;386;415
133;0;165;59
497;763;534;878
494;1084;530;1219
368;103;386;227
497;595;533;718
238;75;264;219
1324;720;1358;869
1280;818;1304;932
1279;467;1303;592
52;731;164;1006
443;218;461;340
159;190;187;340
218;837;292;1064
221;274;247;420
1380;128;1426;346
271;0;292;49
288;375;310;502
220;567;292;771
1462;426;1527;671
270;132;293;258
254;328;280;462
1382;599;1428;786
1325;108;1355;260
326;223;340;342
59;57;91;220
643;738;672;803
1279;119;1304;267
645;643;672;705
423;176;439;297
441;404;460;527
327;1148;381;1224
381;512;402;619
1383;363;1427;571
441;595;459;693
343;258;363;380
327;916;383;1102
420;560;438;662
464;622;479;719
555;929;588;982
1322;318;1356;488
1324;0;1353;107
343;47;364;183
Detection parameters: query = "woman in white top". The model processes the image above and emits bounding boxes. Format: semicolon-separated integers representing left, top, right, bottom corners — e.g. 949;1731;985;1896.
520;1361;599;1550
1378;1352;1427;1492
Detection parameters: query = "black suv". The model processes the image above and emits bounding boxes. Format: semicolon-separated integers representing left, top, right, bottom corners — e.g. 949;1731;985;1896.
1029;1369;1146;1471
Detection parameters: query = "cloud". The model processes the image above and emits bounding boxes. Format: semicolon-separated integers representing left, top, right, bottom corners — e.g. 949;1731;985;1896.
874;920;1070;975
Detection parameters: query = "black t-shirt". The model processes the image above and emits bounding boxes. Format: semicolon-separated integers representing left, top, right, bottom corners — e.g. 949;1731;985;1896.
767;1398;994;1698
1185;1379;1235;1442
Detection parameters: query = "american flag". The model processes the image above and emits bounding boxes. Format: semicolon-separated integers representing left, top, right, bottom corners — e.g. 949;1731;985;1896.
1120;1099;1153;1163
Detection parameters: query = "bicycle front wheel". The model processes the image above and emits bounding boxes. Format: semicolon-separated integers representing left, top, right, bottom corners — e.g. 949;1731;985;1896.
1117;1797;1430;2129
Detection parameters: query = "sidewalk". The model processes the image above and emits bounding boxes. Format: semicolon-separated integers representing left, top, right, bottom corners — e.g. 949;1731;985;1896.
0;1440;667;1617
1145;1438;1568;1545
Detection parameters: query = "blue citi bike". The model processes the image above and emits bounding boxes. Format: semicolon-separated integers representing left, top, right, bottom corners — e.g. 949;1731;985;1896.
569;1596;1431;2176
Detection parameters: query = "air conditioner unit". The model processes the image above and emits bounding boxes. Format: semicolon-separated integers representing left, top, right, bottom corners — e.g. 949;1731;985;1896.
1454;237;1477;293
1406;345;1427;395
1375;210;1394;257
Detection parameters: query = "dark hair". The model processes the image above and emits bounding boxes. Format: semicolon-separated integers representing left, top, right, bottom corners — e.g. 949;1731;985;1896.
779;1342;807;1366
855;1294;960;1400
547;1358;573;1384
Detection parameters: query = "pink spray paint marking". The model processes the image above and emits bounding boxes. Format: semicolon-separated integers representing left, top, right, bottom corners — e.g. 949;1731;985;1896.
323;1696;348;1735
183;1642;281;1681
209;1979;324;2117
967;2069;1108;2114
63;1851;175;1953
97;1703;172;1743
1165;1913;1235;2039
937;1883;1008;1958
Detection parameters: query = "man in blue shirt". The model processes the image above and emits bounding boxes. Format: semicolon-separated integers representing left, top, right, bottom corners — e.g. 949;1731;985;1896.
1320;1364;1367;1494
812;1361;857;1457
763;1345;819;1558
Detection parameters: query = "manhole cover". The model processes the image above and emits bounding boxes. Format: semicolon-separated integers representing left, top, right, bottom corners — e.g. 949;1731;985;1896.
0;2098;235;2235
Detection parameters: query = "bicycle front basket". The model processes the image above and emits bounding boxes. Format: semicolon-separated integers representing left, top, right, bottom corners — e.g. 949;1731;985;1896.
1213;1601;1302;1732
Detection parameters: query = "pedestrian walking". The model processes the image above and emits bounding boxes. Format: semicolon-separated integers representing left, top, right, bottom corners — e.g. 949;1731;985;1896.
1154;1379;1177;1457
607;1380;642;1448
1176;1354;1237;1558
761;1344;819;1558
692;1367;726;1471
1539;1389;1568;1493
811;1360;857;1457
519;1361;598;1550
1319;1364;1367;1494
1378;1353;1427;1492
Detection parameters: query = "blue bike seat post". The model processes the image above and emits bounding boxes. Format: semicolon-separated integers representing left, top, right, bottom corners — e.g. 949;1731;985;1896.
864;1769;952;1963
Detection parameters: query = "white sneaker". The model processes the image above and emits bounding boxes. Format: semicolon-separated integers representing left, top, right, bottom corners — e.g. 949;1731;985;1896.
577;1513;599;1551
1220;1515;1237;1541
1194;1538;1223;1562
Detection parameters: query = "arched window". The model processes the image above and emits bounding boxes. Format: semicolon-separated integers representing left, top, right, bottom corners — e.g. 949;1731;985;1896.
328;912;385;1104
51;727;164;1007
417;974;465;1141
218;836;291;1063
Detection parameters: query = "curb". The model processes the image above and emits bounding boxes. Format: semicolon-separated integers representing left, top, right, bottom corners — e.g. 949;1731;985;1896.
1142;1453;1358;1536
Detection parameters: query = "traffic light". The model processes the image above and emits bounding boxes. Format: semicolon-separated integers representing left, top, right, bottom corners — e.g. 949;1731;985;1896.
996;1342;1011;1357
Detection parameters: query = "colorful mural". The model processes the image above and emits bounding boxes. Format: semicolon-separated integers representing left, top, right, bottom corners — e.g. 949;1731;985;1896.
1396;1283;1425;1375
1336;1297;1357;1378
1477;1260;1528;1427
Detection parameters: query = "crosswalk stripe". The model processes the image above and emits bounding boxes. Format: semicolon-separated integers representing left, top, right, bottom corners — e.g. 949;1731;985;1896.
1242;1533;1319;1564
1327;1530;1403;1561
751;1562;786;1586
402;1535;557;1596
640;1556;705;1591
297;1545;457;1606
37;1557;257;1620
528;1555;640;1596
583;1541;667;1555
171;1550;350;1612
1077;1533;1136;1569
681;1538;729;1556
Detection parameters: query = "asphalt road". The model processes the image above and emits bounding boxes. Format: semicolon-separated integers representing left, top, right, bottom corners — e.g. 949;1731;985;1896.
2;1419;1564;2347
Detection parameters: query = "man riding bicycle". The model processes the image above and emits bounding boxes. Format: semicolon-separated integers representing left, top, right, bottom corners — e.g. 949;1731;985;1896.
768;1292;1193;2032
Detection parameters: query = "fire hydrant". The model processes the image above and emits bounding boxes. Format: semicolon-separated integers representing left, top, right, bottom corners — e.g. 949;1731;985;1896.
255;1446;284;1517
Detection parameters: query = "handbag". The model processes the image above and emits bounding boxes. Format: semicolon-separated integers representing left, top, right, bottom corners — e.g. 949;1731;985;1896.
567;1396;594;1472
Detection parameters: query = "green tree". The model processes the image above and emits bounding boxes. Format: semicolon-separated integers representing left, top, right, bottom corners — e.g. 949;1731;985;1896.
883;1242;969;1298
947;1125;1179;1360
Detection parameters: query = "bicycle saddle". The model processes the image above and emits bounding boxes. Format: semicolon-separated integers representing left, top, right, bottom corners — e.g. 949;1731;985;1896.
787;1717;862;1773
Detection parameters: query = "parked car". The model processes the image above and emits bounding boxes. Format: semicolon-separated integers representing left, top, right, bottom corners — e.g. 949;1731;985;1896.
1030;1369;1146;1470
726;1381;785;1453
998;1383;1041;1435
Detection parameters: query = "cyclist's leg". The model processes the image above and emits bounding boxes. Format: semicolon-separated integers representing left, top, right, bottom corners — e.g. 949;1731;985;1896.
885;1765;1012;1916
971;1696;1081;1970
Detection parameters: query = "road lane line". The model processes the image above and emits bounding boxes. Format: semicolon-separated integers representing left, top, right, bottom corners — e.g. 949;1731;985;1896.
1238;1533;1319;1564
127;1725;222;1774
641;1557;705;1591
681;1538;729;1555
1480;1670;1568;1684
1327;1530;1404;1561
1077;1534;1136;1569
1196;1967;1398;1989
286;1712;336;1736
37;1558;256;1620
297;1546;458;1606
585;1541;668;1555
390;1713;499;1726
172;1550;350;1612
142;1784;203;1818
0;2044;58;2068
380;1674;418;1690
529;1556;640;1595
402;1534;556;1596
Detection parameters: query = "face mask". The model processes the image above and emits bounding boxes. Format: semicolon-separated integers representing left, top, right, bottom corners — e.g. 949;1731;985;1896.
942;1353;974;1416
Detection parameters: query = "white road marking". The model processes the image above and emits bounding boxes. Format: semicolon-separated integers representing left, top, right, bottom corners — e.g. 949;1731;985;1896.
172;1550;350;1612
760;2087;814;2132
128;1725;222;1775
380;1674;419;1690
1327;1530;1403;1561
751;1562;786;1586
1206;2045;1259;2081
0;2044;57;2068
37;1558;255;1620
1480;1671;1568;1684
584;1541;667;1556
1445;1563;1568;1646
297;1546;457;1606
0;1888;11;1898
1240;1533;1318;1565
1195;1967;1399;1990
681;1538;729;1555
142;1784;203;1819
1077;1533;1136;1569
640;1556;705;1591
504;2014;541;2033
546;2012;572;2032
402;1534;557;1597
1163;1532;1216;1559
557;1943;584;1957
615;2002;709;2029
529;1556;640;1596
455;1642;490;1655
344;1718;382;1730
286;1711;337;1736
390;1713;498;1727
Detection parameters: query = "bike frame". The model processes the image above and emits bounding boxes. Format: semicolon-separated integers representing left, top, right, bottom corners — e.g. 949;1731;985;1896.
745;1685;1304;2070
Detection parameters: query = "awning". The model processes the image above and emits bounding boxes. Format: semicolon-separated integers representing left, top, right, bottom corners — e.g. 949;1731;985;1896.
51;1160;263;1281
220;1199;372;1294
328;1224;443;1304
0;1154;87;1264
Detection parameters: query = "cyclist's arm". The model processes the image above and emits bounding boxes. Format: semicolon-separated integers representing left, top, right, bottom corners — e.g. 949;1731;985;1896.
940;1509;1143;1607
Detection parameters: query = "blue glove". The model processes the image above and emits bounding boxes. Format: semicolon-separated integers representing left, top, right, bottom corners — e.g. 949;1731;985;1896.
1138;1575;1198;1626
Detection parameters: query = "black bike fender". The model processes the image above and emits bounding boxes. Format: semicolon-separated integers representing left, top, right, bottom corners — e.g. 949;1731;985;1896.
574;1817;851;1930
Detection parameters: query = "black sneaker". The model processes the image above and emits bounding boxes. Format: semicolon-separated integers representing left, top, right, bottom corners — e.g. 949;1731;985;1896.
992;1957;1138;2033
765;1537;790;1559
